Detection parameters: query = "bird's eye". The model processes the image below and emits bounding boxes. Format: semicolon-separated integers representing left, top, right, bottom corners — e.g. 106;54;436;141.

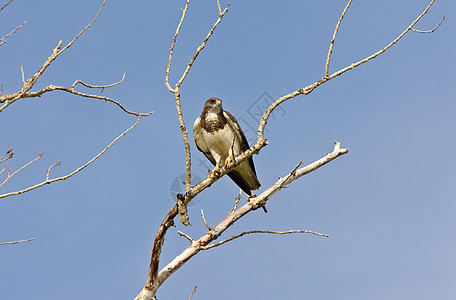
209;99;215;103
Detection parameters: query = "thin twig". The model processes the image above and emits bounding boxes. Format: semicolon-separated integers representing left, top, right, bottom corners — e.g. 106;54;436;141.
411;15;445;33
20;64;25;84
0;20;27;46
201;209;212;230
0;165;7;176
175;2;230;88
217;0;222;16
0;0;14;13
189;285;197;300
71;71;126;92
177;230;194;243
57;0;106;55
0;238;34;246
0;148;13;164
20;84;153;117
202;230;330;250
0;0;106;112
0;116;142;199
325;0;352;77
281;162;302;186
230;189;242;213
46;161;61;181
0;152;43;189
165;0;190;93
257;0;440;142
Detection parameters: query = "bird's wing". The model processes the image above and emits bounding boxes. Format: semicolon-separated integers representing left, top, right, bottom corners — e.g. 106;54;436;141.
223;111;258;175
223;111;261;193
193;116;216;166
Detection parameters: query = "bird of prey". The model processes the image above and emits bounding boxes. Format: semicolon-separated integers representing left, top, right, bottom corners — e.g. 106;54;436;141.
193;97;261;196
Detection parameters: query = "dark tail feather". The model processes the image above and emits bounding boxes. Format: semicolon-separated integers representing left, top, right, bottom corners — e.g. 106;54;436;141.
227;171;252;196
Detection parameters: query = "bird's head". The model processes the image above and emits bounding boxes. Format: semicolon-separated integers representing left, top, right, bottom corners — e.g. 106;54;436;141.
204;97;222;113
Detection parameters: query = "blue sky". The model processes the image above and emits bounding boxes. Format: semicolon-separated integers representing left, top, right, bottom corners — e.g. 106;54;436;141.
1;1;455;299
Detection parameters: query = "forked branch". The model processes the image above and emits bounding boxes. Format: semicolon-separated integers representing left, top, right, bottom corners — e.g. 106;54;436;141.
176;0;442;211
20;79;152;117
257;0;442;142
0;148;13;164
164;0;231;225
0;0;113;113
136;142;348;299
138;1;441;299
0;152;43;190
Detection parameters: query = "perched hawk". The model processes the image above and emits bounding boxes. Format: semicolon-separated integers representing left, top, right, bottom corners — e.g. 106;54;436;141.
193;97;261;196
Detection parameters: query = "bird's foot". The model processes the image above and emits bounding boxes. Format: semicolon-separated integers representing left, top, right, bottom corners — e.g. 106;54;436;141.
224;153;235;169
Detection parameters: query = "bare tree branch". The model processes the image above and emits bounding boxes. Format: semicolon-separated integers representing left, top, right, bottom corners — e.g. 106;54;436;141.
189;285;197;300
200;209;212;230
164;0;231;225
0;41;63;111
20;64;25;84
136;1;442;298
165;0;190;93
258;0;442;144
0;165;7;177
0;238;34;246
0;0;106;112
175;2;230;88
71;71;126;91
325;0;352;77
0;115;142;199
46;161;61;181
0;148;13;164
143;204;178;297
0;0;14;13
136;142;348;299
0;20;27;47
217;0;222;16
166;0;441;253
174;89;192;194
202;230;330;250
177;231;194;243
56;0;106;56
0;152;43;190
230;190;242;213
411;15;445;33
20;83;153;117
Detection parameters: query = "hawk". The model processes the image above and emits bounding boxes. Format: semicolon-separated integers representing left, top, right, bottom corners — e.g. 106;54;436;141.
193;97;261;196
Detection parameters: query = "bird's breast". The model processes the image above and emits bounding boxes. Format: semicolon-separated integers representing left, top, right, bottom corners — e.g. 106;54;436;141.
203;125;236;157
203;112;225;133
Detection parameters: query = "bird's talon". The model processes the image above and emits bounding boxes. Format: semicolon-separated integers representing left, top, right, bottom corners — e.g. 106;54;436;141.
224;155;235;168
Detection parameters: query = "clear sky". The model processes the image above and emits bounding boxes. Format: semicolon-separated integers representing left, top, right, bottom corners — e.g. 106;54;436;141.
1;1;455;299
